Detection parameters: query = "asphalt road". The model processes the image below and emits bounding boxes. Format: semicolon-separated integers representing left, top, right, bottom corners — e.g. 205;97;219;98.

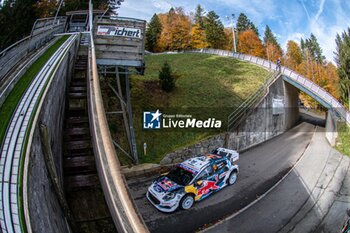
127;122;316;233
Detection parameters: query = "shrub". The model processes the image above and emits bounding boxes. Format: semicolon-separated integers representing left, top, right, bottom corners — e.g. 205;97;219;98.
159;61;176;92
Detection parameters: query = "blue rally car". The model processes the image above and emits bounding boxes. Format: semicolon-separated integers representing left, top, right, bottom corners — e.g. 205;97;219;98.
146;148;239;212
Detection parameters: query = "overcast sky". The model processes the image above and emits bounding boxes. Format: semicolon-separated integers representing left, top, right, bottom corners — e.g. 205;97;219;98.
118;0;350;63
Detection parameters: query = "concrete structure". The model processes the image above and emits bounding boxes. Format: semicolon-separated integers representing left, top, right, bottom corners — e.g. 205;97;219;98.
160;76;300;165
0;17;66;82
25;36;78;233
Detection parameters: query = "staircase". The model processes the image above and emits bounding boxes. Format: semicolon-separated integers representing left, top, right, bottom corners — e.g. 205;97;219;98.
63;50;117;232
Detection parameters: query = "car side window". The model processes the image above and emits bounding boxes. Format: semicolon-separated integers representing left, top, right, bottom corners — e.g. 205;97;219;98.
196;165;213;180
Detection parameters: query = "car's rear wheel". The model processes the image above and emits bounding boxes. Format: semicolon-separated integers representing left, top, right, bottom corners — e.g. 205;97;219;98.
228;171;237;185
179;194;194;210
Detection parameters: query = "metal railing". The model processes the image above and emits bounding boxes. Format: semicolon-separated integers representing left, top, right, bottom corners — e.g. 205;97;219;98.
227;71;281;130
0;17;67;83
88;2;149;233
187;49;350;125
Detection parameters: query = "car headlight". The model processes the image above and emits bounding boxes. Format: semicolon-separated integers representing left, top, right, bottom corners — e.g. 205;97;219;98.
163;192;176;201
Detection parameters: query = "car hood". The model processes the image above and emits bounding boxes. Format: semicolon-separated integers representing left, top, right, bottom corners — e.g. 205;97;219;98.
153;176;182;193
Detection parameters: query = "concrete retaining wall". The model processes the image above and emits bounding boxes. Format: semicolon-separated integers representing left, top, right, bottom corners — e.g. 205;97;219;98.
160;77;300;164
325;110;340;146
27;42;76;233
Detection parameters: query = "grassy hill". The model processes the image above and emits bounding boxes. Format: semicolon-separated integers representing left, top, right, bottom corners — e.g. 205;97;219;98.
129;53;270;164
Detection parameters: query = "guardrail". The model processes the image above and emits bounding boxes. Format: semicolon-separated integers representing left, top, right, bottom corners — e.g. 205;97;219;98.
187;49;350;125
0;17;67;83
88;2;149;233
0;34;78;233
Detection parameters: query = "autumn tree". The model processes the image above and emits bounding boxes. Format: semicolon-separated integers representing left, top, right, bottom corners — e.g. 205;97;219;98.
145;14;162;52
285;40;303;70
205;10;225;49
238;29;265;58
157;8;192;51
191;24;208;49
335;28;350;108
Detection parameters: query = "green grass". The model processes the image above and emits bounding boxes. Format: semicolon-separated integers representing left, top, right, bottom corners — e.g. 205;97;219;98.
129;53;270;164
336;123;350;157
16;35;70;232
0;35;69;146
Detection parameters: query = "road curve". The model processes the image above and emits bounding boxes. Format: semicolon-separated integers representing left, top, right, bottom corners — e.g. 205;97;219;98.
204;126;349;233
127;122;316;233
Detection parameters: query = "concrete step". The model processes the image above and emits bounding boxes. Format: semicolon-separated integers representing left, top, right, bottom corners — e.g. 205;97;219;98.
68;92;87;99
70;81;86;87
64;156;96;175
65;150;93;158
67;107;86;117
66;117;89;128
66;189;112;222
70;86;86;92
66;140;91;151
66;127;90;136
65;174;100;191
64;127;90;141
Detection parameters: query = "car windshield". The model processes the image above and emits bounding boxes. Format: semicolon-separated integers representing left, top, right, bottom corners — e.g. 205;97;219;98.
167;166;196;186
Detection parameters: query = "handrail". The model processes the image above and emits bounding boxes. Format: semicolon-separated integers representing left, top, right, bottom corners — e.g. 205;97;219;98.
187;49;350;125
88;1;149;233
0;17;67;83
227;72;281;130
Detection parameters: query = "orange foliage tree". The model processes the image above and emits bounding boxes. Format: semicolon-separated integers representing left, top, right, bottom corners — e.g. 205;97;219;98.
157;8;192;51
238;29;265;58
285;40;303;70
191;23;208;49
266;42;282;63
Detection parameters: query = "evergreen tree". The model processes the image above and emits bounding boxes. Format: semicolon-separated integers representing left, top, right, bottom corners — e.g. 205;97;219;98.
159;61;175;92
263;25;282;57
300;38;305;50
236;13;250;34
303;33;325;63
236;13;259;36
204;10;225;49
335;28;350;107
145;14;162;52
263;26;277;46
194;4;205;29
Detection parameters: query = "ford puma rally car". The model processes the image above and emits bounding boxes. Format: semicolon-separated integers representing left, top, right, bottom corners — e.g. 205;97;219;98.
147;148;239;212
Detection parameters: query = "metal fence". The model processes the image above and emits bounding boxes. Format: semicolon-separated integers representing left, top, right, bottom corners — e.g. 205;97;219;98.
0;17;67;82
187;49;350;125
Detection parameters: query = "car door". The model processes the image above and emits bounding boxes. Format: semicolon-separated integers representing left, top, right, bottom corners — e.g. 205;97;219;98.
212;159;229;188
194;165;220;200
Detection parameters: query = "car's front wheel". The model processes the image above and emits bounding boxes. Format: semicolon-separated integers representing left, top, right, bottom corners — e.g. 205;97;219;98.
179;194;194;210
228;171;238;185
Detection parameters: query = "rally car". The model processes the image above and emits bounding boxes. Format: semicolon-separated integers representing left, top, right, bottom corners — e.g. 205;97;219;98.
146;148;239;212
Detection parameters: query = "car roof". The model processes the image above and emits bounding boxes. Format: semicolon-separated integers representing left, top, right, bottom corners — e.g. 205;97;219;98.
180;152;229;174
